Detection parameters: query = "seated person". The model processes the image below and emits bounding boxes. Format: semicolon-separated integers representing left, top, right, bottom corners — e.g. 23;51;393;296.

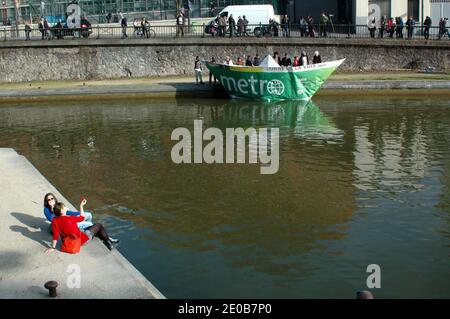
44;192;93;231
46;198;119;253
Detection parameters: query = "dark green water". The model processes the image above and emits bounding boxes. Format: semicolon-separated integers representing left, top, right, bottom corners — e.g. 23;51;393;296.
1;96;449;298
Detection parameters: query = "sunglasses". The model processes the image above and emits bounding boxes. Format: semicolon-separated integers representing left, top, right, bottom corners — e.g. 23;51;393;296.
47;197;55;201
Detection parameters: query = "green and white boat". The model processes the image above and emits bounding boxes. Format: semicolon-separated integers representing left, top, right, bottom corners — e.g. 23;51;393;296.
204;56;345;101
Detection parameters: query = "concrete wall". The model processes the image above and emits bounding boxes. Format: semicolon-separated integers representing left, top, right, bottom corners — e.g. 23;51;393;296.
0;39;448;83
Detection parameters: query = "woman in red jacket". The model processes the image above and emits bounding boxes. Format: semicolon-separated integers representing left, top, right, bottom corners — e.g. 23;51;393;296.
46;198;118;253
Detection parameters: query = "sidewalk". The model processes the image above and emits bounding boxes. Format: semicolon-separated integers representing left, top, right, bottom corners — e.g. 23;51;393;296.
0;148;165;299
0;73;448;103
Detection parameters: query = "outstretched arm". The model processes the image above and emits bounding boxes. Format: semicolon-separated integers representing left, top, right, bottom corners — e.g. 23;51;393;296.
79;198;87;217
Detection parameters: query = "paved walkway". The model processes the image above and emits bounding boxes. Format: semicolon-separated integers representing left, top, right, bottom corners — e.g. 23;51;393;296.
0;77;448;103
0;148;165;299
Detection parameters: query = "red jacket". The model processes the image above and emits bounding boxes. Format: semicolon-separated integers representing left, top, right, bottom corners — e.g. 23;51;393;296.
52;215;89;245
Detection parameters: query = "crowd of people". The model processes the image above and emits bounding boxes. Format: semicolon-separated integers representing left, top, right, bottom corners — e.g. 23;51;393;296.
367;15;449;39
193;51;324;85
13;10;450;41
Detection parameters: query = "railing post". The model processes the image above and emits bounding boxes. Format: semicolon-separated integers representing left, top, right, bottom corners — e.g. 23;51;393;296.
347;22;351;38
97;24;100;39
202;23;205;38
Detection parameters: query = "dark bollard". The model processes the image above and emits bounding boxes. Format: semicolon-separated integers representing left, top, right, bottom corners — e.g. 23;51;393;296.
356;290;374;299
44;281;58;298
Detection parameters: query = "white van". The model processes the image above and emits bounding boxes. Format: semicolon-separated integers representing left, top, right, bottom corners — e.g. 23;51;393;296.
205;4;276;36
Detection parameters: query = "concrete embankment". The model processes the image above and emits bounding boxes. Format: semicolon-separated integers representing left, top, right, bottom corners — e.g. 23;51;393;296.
0;148;165;299
0;77;449;103
0;38;449;82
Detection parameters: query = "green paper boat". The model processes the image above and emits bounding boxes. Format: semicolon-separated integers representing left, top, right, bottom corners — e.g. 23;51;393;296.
205;56;345;101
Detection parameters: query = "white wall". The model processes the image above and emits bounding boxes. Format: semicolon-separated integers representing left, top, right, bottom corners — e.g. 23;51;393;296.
355;0;369;25
391;0;408;19
431;1;450;26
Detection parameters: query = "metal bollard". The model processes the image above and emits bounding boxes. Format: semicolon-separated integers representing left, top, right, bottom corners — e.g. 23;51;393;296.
356;290;374;299
44;281;58;298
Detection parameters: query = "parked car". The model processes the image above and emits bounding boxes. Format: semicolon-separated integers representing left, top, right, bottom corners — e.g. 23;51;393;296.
61;18;93;38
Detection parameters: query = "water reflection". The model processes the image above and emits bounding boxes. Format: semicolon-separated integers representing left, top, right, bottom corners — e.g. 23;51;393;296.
0;99;354;278
0;97;449;298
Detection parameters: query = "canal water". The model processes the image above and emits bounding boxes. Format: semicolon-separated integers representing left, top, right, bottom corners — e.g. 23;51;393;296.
0;96;449;298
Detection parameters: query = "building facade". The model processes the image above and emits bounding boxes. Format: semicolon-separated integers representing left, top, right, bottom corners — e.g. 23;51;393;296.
1;0;285;25
288;0;433;25
1;0;443;26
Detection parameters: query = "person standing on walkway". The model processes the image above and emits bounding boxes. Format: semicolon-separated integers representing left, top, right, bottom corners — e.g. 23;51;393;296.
228;14;236;37
406;16;415;39
424;16;432;40
194;56;204;85
387;17;395;38
176;12;185;37
319;12;329;37
368;17;376;38
299;16;307;37
242;15;249;36
38;18;46;40
439;18;449;39
307;16;315;38
237;16;243;36
25;21;32;40
396;17;404;38
43;18;50;40
379;15;386;38
281;14;289;37
218;15;226;37
121;16;128;39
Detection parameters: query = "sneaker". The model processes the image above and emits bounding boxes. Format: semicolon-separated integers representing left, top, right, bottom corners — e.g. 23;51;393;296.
109;237;120;244
103;240;114;251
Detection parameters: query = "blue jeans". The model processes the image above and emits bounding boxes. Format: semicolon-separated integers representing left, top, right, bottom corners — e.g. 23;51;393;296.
77;212;94;231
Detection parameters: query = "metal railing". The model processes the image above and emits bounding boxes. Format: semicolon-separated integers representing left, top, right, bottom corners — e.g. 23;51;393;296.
1;23;448;41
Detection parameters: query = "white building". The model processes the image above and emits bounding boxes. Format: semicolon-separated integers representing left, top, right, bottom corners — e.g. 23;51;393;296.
288;0;435;25
430;0;450;25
